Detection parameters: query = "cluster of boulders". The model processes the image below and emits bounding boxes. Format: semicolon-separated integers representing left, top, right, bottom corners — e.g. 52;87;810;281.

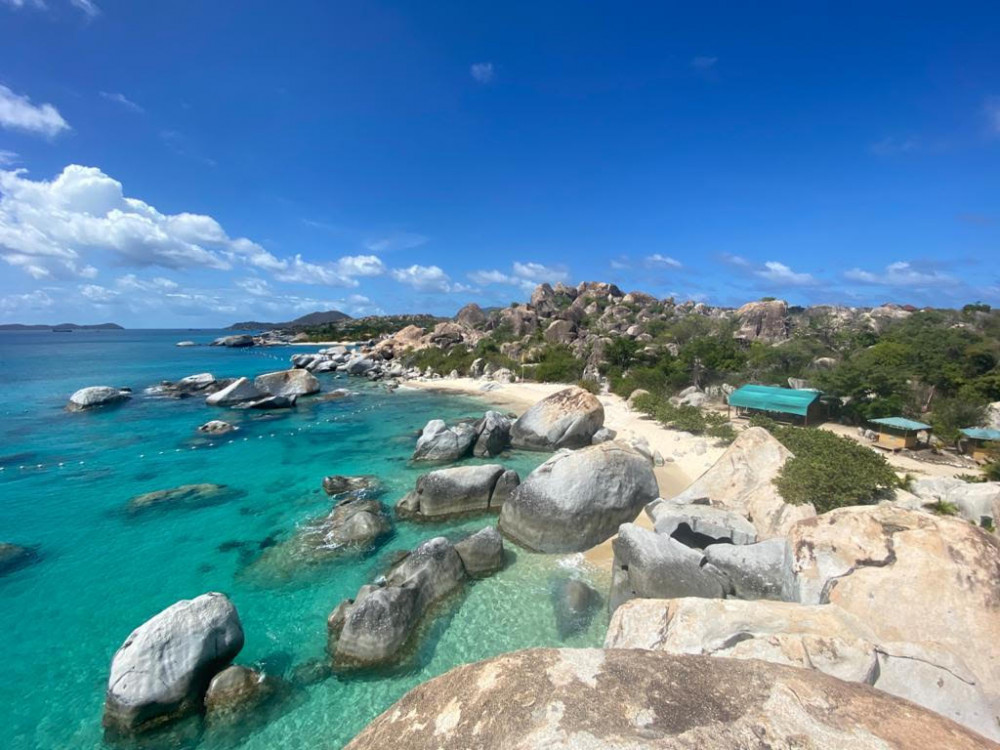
328;530;504;668
903;475;1000;529
209;332;301;348
412;411;514;461
102;593;273;736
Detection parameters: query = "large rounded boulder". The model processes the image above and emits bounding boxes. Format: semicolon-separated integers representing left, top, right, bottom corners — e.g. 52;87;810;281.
509;386;604;450
102;592;244;735
67;386;130;412
253;369;320;398
344;648;993;750
498;441;658;552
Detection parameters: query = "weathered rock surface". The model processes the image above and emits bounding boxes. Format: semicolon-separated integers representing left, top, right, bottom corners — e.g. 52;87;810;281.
211;334;255;348
509;387;605;450
205;377;263;406
127;483;242;515
396;464;514;519
609;523;726;612
735;299;790;342
647;497;758;546
344;648;993;750
455;302;487;328
454;526;504;577
67;386;130;411
911;476;1000;529
103;593;244;734
499;442;658;552
329;537;467;668
253;369;320;398
472;411;512;457
606;597;1000;741
666;426;815;539
784;505;1000;737
412;419;476;462
703;537;788;600
0;542;39;576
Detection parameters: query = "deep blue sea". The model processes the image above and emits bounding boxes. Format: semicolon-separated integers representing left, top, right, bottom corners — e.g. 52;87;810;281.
0;329;609;750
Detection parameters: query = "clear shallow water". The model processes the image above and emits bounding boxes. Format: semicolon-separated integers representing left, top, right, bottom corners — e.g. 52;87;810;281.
0;330;609;750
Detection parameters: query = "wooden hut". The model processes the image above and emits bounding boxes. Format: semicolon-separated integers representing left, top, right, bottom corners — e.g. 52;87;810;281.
867;417;931;451
959;428;1000;461
727;384;823;425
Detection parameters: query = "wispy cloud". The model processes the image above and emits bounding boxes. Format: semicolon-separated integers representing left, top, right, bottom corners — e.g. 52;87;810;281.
364;231;428;253
644;253;682;269
100;91;143;113
0;150;18;166
0;84;70;138
470;62;495;84
844;261;958;287
69;0;98;16
870;135;918;156
718;252;751;268
690;56;718;71
986;97;1000;135
755;261;817;286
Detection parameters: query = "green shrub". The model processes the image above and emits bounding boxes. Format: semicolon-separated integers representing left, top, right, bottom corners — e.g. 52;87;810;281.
771;427;899;513
925;500;959;516
576;378;600;394
533;345;585;383
629;391;735;442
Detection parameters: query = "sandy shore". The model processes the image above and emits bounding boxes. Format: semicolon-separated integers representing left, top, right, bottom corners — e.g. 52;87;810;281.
402;378;728;568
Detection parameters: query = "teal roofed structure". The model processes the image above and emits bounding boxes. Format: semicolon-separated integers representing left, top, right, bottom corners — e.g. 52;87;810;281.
960;428;1000;441
869;417;932;431
727;384;823;424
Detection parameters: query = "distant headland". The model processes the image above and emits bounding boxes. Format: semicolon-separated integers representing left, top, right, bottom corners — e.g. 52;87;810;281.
0;322;124;331
225;310;350;330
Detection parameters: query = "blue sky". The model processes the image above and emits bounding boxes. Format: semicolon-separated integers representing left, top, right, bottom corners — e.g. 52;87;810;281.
1;0;998;326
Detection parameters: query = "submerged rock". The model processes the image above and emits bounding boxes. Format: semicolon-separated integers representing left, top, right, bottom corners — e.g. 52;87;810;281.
498;441;658;552
344;648;992;750
127;483;242;515
0;542;39;576
322;474;380;497
509;386;605;450
103;592;244;735
67;386;130;412
552;577;599;639
204;665;279;724
198;420;237;435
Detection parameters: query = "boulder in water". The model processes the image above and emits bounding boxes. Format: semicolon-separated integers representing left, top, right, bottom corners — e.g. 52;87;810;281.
67;386;130;412
198;420;237;435
411;419;476;462
102;592;244;735
396;464;512;520
206;377;263;406
322;474;380;498
498;441;658;552
127;483;241;515
509;386;604;450
254;369;320;398
211;334;254;348
204;665;279;724
454;526;504;577
472;411;512;457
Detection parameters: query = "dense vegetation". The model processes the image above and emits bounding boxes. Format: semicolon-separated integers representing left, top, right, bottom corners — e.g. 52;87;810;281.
402;338;518;376
630;392;736;442
304;315;443;342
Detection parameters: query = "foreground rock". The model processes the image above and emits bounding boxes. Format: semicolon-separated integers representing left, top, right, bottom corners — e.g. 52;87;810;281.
0;542;39;576
911;476;1000;529
660;426;815;539
606;597;999;741
510;386;605;450
254;369;320;398
345;648;992;750
127;483;242;515
103;593;244;735
411;419;477;462
499;442;658;552
396;465;517;519
647;497;757;546
67;386;130;412
783;504;1000;732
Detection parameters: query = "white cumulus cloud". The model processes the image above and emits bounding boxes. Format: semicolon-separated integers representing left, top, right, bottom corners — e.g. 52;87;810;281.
391;264;455;293
0;84;71;138
469;261;569;291
844;261;957;287
755;261;817;286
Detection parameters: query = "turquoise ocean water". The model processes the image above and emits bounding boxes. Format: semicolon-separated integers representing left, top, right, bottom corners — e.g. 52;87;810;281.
0;330;609;750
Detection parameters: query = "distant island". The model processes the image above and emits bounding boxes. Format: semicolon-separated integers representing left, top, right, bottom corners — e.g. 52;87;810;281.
226;310;351;330
0;322;124;331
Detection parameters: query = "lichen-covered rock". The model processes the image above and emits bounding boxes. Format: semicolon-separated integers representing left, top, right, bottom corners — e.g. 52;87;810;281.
666;426;815;539
510;387;605;451
67;386;130;411
344;648;993;750
499;442;658;553
103;593;244;734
